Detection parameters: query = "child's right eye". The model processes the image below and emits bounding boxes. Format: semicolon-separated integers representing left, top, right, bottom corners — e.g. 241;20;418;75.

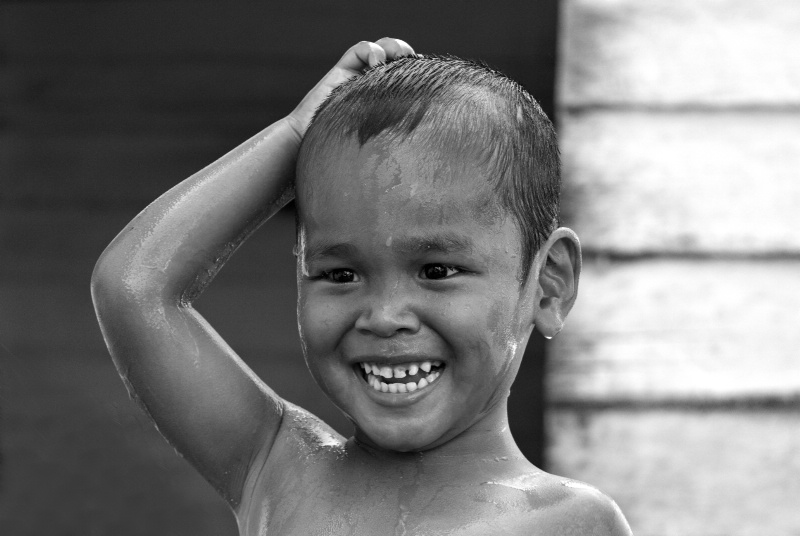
320;269;358;283
420;263;461;280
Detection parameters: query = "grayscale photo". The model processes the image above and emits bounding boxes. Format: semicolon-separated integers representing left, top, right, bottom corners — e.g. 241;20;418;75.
1;2;798;535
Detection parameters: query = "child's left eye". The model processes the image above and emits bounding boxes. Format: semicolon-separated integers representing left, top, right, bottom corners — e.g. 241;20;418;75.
321;269;359;283
420;264;460;280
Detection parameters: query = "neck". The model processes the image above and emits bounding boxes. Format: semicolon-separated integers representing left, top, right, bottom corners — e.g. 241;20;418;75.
348;400;531;480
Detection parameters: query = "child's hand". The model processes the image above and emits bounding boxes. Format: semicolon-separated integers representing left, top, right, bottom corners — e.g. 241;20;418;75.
286;38;415;140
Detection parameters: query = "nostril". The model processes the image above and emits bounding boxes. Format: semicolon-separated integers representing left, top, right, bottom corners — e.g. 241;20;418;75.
354;305;420;337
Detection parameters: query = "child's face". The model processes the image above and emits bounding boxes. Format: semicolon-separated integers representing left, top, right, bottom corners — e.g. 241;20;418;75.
296;134;538;452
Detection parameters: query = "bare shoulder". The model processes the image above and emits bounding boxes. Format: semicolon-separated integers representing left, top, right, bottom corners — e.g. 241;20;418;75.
276;402;346;451
469;468;631;536
236;402;347;524
253;401;347;476
532;474;633;536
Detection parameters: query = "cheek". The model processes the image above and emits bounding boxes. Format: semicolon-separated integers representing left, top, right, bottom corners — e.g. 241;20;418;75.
297;291;356;403
488;300;523;355
468;297;527;392
437;298;511;379
297;290;346;356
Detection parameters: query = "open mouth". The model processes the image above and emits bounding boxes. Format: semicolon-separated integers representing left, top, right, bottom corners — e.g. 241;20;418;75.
357;360;445;394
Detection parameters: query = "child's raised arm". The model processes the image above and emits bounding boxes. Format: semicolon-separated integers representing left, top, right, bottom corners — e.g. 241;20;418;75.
90;39;414;507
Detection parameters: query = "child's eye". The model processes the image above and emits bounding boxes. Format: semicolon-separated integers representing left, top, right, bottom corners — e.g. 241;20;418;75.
420;264;460;280
321;269;359;283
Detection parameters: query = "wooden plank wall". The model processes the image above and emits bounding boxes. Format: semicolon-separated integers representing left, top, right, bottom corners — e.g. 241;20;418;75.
0;3;558;534
550;1;800;534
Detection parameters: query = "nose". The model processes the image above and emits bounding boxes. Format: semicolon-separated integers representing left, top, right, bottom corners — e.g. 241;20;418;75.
354;282;420;337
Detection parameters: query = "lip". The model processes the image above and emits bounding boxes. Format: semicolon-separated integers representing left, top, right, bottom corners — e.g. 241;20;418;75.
347;354;445;367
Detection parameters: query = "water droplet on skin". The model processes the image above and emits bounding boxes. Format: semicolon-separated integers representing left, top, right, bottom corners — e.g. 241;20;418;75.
386;236;393;247
543;334;553;340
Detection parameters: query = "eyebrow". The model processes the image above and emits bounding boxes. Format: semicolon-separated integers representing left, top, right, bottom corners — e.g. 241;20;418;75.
392;232;475;256
304;242;360;264
303;232;474;263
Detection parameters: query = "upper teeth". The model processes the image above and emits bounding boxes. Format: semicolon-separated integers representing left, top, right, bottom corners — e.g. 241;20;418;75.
359;360;443;393
361;360;442;379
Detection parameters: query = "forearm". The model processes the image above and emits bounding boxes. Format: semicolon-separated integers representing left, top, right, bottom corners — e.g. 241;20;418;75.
95;117;300;303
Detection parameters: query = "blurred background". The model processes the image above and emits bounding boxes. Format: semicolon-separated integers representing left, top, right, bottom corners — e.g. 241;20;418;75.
1;1;798;535
1;2;557;535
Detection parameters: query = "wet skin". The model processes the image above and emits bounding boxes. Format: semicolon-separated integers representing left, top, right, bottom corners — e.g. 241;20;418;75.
296;133;537;454
240;404;629;536
92;39;630;534
238;133;632;534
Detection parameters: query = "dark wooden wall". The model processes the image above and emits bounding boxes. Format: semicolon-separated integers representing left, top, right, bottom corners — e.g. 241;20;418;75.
0;3;558;534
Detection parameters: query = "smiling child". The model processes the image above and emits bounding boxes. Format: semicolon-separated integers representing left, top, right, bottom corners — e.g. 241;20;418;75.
92;38;632;535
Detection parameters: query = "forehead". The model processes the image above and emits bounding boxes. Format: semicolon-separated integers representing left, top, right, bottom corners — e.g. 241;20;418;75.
297;134;504;232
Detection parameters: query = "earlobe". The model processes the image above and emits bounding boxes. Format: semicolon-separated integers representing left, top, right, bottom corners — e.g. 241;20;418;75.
532;228;581;339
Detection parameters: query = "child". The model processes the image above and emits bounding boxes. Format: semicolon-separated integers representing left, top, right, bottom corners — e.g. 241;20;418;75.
92;38;631;535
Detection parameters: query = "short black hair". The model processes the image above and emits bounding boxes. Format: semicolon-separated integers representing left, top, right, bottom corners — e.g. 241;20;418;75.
297;54;560;282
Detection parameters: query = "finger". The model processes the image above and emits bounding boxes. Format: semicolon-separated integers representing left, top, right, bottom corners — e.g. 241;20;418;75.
375;37;416;59
337;41;387;72
363;41;387;67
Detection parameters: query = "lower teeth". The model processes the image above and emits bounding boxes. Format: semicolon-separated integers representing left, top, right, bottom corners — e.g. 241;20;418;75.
367;371;440;393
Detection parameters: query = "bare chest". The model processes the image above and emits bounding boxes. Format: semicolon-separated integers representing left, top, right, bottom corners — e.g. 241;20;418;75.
239;467;556;536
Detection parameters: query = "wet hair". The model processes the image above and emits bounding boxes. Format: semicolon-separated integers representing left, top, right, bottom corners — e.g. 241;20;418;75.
297;54;560;283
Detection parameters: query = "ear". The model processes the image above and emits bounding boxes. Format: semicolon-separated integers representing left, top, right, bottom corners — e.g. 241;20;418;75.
531;228;582;339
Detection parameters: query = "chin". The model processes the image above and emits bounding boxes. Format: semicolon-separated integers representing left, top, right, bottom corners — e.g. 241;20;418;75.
356;419;453;453
364;435;433;453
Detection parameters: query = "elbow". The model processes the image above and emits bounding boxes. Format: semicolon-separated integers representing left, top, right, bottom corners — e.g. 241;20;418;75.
91;239;128;302
91;241;159;314
91;241;188;320
91;246;126;345
91;244;114;299
91;244;131;320
91;223;200;314
91;246;181;344
91;247;112;295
